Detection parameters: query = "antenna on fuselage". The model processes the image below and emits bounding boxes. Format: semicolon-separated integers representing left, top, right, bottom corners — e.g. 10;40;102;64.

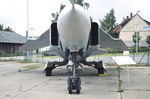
70;0;75;8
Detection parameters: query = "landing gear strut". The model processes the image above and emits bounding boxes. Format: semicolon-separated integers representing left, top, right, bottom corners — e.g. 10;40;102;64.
45;63;56;76
81;60;106;75
45;59;68;76
94;61;106;75
67;53;81;94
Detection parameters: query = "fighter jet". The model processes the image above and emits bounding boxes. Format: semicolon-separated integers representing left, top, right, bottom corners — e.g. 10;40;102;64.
20;0;128;94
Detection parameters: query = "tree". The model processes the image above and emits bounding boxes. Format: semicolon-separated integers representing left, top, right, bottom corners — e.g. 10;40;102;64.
75;0;90;9
146;35;150;64
0;24;4;30
0;24;14;32
132;32;141;53
132;32;141;44
4;26;14;32
51;0;90;22
146;35;150;45
100;8;116;36
51;4;65;23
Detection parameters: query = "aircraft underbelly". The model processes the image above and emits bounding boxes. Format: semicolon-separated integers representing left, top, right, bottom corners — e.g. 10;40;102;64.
60;34;88;52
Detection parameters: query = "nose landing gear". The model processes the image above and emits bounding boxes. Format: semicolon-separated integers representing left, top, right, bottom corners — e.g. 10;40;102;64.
67;52;81;94
67;76;81;94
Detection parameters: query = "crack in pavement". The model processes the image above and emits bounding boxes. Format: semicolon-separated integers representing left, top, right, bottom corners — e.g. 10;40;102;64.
124;89;150;92
120;93;123;99
117;67;124;99
11;79;51;99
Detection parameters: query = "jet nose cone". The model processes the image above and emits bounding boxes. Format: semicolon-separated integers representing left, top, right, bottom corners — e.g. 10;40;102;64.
57;4;91;52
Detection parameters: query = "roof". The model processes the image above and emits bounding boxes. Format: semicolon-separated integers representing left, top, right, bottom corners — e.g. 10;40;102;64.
113;14;150;33
144;20;150;25
0;31;26;44
113;16;132;33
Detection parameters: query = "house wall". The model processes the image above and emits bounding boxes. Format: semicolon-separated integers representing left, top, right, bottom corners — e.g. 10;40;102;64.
0;43;23;54
119;15;150;47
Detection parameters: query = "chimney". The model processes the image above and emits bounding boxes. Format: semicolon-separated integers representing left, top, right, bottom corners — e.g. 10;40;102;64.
122;17;125;22
126;16;129;19
130;13;133;18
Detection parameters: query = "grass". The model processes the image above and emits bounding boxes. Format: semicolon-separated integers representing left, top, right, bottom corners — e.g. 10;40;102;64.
0;59;15;62
18;64;42;72
116;66;123;70
118;89;124;92
98;51;147;57
23;65;42;69
129;64;150;67
86;51;148;59
17;60;33;63
39;55;61;58
106;63;150;67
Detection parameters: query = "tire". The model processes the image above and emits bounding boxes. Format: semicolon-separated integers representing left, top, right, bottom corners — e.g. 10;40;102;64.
76;77;81;94
45;68;52;76
68;77;73;94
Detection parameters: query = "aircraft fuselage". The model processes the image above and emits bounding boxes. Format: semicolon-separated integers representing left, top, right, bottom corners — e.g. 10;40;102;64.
57;4;91;52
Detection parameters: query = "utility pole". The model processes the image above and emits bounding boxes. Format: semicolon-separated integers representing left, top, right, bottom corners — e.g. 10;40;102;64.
25;0;30;61
148;45;150;64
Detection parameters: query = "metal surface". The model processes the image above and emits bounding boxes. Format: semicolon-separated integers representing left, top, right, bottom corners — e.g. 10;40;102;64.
57;4;91;52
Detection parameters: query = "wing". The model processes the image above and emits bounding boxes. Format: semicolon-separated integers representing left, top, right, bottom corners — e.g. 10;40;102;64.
85;45;107;58
42;46;65;58
99;29;128;51
19;29;50;51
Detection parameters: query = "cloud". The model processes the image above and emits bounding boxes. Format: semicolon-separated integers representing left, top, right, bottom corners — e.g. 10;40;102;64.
0;0;149;36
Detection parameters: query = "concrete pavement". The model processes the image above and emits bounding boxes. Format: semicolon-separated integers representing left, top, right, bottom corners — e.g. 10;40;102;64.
0;61;150;99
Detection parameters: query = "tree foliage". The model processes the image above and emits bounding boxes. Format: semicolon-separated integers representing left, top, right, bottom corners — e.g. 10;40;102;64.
4;26;14;32
100;8;116;36
146;35;150;45
75;0;90;9
146;35;150;64
0;24;4;30
51;0;90;22
51;4;65;23
132;32;141;53
132;32;141;44
0;24;14;32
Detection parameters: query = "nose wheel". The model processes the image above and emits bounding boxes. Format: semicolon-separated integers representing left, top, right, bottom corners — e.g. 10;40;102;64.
67;76;81;94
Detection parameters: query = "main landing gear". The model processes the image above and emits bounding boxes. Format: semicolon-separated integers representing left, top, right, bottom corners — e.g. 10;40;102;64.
45;59;68;76
45;62;56;76
81;60;106;75
45;49;106;94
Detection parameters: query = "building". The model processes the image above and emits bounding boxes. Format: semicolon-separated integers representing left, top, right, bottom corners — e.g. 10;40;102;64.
113;13;150;47
0;31;26;54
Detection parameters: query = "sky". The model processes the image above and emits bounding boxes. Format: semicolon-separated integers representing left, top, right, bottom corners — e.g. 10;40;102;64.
0;0;149;36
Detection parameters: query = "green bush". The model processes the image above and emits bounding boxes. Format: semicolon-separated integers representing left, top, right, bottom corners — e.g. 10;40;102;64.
0;50;23;57
12;52;23;56
129;47;148;53
105;48;113;53
104;48;123;53
0;50;8;57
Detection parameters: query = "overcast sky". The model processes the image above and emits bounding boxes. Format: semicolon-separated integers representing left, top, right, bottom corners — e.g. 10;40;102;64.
0;0;149;36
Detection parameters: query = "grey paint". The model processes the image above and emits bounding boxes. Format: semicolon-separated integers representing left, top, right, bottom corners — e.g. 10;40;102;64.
19;29;49;51
99;29;128;51
0;31;26;44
